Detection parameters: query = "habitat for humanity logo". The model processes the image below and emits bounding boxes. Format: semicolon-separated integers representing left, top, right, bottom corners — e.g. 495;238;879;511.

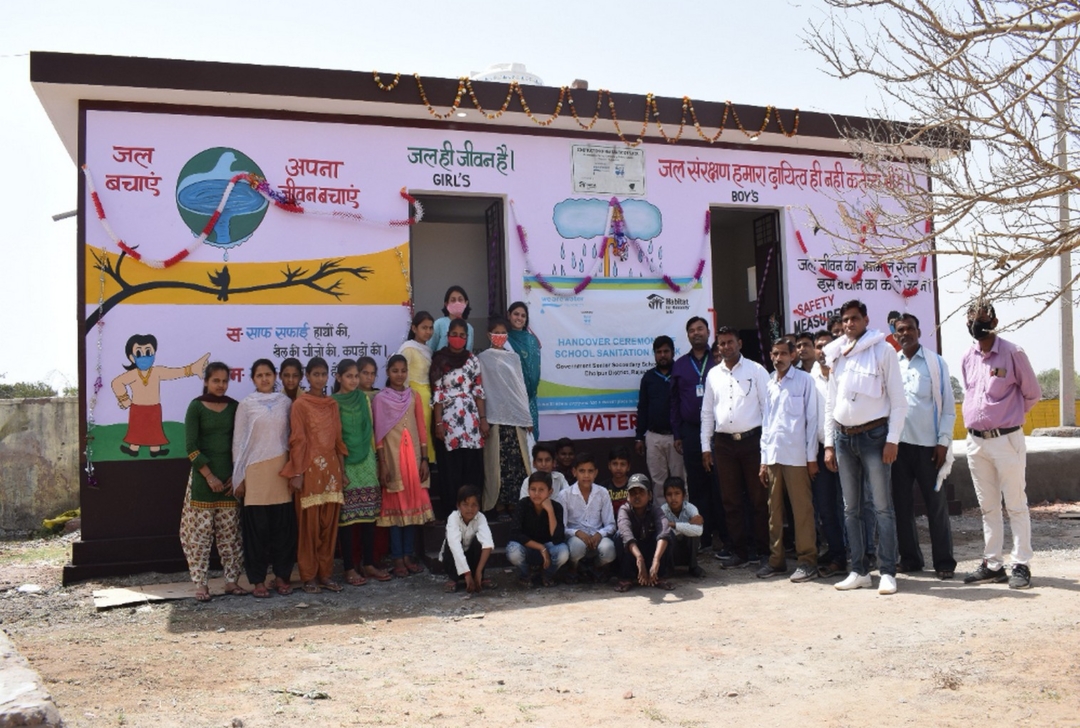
646;294;690;313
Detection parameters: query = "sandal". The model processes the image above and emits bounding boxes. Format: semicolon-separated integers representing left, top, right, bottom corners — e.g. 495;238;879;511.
320;580;344;593
302;581;321;594
391;565;408;578
404;558;423;574
541;575;556;588
223;583;248;596
654;580;676;591
194;588;212;602
517;575;533;588
364;566;393;582
252;583;271;598
345;572;367;587
480;578;495;589
444;580;459;593
614;581;633;593
275;579;293;596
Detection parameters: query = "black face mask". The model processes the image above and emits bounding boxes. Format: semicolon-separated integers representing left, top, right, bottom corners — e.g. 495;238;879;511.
967;319;993;340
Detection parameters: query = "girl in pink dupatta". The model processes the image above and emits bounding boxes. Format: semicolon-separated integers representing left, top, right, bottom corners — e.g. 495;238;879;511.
375;354;434;577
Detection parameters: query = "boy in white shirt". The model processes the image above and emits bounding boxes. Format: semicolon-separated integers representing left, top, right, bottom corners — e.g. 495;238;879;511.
660;476;705;578
439;485;494;593
519;442;570;499
556;452;617;582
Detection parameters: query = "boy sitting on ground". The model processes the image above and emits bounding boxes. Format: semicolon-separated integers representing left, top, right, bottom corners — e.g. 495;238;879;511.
507;472;569;587
614;474;674;592
439;485;494;593
660;476;705;578
557;452;617;583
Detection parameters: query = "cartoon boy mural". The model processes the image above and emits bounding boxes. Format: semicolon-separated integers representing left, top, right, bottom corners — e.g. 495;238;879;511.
111;334;210;457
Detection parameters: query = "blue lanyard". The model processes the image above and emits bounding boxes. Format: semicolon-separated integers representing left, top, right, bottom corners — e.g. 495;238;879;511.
653;369;671;383
690;354;707;383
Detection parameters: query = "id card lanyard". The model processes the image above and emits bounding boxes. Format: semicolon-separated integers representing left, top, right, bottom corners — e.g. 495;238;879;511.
692;354;707;399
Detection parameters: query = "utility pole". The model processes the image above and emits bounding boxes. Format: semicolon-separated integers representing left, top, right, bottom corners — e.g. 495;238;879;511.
1056;40;1076;426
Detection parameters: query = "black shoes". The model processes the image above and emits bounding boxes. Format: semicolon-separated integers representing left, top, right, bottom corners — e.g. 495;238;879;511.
963;560;1008;584
1008;564;1032;590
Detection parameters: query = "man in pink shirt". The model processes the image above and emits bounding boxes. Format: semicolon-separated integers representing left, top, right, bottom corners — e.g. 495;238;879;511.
960;302;1041;589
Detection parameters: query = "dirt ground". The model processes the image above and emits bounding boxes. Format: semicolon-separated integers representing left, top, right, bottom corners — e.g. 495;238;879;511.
2;506;1080;728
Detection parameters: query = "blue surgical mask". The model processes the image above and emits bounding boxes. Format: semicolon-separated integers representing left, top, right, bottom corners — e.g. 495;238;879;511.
134;354;155;370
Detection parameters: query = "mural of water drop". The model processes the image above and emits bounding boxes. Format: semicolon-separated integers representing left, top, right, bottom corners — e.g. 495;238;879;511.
560;265;566;275
582;243;587;258
592;243;597;258
560;243;565;260
658;246;664;260
552;264;558;275
648;241;654;254
579;259;585;273
612;262;618;277
571;252;577;268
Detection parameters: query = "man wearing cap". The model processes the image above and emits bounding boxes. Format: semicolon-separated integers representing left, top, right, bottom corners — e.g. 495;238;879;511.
823;300;907;595
960;301;1040;589
614;474;674;592
701;326;771;569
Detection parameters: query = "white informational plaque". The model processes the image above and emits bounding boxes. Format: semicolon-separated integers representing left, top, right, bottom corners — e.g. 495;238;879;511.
571;144;646;196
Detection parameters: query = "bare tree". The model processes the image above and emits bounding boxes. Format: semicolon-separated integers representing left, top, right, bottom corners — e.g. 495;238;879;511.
805;0;1080;325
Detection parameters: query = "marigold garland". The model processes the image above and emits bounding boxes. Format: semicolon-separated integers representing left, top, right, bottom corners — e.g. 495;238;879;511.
83;166;423;269
397;72;798;145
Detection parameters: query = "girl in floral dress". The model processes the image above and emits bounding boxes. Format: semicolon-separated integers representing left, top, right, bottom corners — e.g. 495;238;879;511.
431;318;488;519
375;355;435;576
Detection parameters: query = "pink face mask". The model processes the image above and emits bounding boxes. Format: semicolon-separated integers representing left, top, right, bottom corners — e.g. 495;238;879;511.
447;301;467;317
447;334;468;350
489;333;508;349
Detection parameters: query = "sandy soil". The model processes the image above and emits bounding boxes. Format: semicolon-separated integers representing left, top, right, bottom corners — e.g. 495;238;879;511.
2;505;1080;728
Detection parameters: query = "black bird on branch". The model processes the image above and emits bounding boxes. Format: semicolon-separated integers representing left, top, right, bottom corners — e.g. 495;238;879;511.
85;248;373;329
208;266;231;301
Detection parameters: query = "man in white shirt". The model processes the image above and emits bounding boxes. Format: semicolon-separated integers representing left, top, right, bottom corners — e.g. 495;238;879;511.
892;314;957;579
701;326;771;568
823;300;908;595
758;338;820;582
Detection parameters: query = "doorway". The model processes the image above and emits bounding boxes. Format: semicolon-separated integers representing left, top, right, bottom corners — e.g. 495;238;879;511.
709;207;784;367
409;194;506;345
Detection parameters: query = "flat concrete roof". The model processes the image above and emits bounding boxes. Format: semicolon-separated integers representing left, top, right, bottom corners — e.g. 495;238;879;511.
30;51;955;162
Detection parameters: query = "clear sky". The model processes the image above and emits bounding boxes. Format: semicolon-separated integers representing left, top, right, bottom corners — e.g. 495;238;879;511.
1;0;1076;386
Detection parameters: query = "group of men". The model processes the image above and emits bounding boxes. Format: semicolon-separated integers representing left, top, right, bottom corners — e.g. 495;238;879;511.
634;299;1040;595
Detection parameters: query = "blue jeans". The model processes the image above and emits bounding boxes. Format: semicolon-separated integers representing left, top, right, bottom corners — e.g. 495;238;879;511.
813;445;846;566
506;540;569;578
835;424;897;576
390;525;415;560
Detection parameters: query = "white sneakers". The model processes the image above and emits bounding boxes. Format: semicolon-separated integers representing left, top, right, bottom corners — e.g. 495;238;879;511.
834;571;898;594
834;572;872;590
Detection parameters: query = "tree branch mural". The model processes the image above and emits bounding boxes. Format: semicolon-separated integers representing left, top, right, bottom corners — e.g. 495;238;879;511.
85;247;373;330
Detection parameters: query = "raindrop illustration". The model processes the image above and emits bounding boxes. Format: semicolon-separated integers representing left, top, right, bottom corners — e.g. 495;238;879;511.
658;246;664;260
560;265;566;276
638;250;644;263
648;241;654;254
571;252;577;268
582;243;587;258
223;250;229;262
592;242;598;258
579;259;585;273
552;264;558;275
612;262;619;277
560;243;566;260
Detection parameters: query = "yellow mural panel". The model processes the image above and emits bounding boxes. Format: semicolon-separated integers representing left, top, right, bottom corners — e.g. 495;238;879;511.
85;243;410;306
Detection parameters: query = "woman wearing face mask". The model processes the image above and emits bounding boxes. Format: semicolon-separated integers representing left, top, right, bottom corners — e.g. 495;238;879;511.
431;318;488;520
478;318;533;520
429;285;475;353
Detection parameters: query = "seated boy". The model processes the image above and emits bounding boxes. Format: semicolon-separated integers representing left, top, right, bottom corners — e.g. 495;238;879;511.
439;485;494;593
507;472;569;587
554;437;576;483
660;477;705;578
599;445;632;518
556;452;616;582
519;442;570;499
614;474;674;592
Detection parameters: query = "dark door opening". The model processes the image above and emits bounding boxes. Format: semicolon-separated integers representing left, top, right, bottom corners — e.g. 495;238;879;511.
709;207;783;367
409;194;506;346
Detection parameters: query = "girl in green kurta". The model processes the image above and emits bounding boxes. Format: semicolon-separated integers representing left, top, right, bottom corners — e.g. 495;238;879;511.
180;362;244;602
333;357;390;586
